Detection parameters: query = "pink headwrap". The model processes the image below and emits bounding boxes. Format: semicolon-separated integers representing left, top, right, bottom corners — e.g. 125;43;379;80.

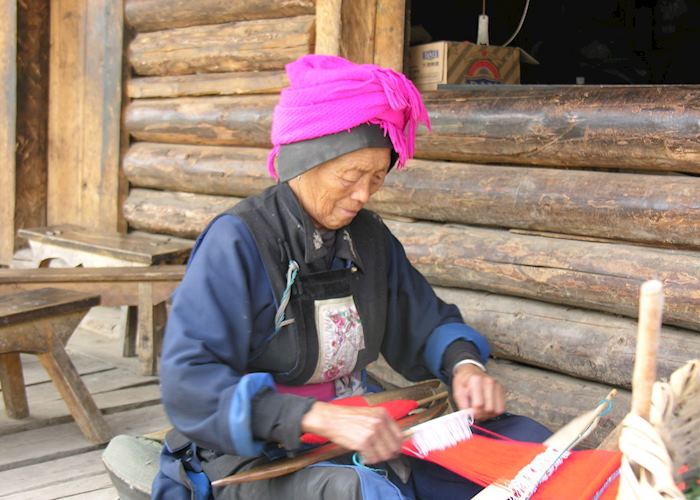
268;55;431;179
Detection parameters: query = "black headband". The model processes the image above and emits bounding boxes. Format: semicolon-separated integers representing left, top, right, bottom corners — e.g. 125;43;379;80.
276;124;397;182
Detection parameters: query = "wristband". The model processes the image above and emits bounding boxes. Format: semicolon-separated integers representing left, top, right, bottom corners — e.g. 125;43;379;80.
452;358;487;376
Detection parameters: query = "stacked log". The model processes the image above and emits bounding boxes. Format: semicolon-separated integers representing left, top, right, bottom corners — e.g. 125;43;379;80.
417;86;700;173
129;15;315;76
121;1;700;445
125;0;315;32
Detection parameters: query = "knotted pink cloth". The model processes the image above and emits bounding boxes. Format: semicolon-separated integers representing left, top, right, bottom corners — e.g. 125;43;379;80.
268;55;431;179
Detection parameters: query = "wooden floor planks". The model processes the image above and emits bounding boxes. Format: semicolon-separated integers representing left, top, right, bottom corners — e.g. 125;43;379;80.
0;306;165;498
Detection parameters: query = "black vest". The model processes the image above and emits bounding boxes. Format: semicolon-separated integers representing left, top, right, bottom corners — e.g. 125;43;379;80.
226;184;389;385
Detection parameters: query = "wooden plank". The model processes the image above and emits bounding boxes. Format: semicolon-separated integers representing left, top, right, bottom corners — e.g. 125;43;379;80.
315;0;342;56
15;0;50;247
0;0;16;265
0;265;186;284
128;15;315;76
48;0;123;231
123;143;274;196
18;225;193;264
123;189;241;238
0;267;184;307
128;70;287;99
0;404;168;472
0;288;98;327
386;219;700;331
373;0;406;71
417;86;700;174
2;471;114;500
0;383;161;436
125;95;277;147
0;449;105;497
125;0;315;32
434;286;700;388
340;0;376;64
124;147;700;248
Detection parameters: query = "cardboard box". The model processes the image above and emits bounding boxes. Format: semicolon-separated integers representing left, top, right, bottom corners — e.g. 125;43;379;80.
408;41;537;90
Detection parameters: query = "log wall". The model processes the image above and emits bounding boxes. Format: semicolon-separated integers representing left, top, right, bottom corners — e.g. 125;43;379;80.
120;2;700;445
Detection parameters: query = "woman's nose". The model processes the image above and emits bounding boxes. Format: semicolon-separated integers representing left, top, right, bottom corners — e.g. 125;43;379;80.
351;178;372;204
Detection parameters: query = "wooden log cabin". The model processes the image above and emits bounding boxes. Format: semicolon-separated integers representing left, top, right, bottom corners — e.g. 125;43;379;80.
2;0;699;448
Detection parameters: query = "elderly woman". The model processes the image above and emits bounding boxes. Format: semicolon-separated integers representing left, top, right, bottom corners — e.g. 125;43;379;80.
152;55;550;500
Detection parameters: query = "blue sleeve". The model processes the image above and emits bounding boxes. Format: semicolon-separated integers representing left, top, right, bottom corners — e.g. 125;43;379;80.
382;229;491;383
160;215;276;456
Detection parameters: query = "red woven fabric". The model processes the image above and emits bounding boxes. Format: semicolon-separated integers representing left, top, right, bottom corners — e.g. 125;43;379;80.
402;434;621;499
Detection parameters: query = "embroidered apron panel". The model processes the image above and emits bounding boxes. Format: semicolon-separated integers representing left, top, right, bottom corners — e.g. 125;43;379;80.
309;296;366;384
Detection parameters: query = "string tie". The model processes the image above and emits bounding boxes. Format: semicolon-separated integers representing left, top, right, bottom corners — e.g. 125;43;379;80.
273;260;299;334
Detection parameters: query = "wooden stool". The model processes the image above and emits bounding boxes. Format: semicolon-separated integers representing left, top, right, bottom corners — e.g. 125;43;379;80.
0;288;111;443
18;225;193;375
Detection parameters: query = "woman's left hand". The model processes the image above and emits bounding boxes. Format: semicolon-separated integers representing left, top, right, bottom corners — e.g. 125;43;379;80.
451;364;505;421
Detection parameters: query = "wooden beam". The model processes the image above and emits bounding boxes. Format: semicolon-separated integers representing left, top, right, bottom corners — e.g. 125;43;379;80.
418;86;700;174
48;0;124;231
0;0;17;265
128;15;315;76
125;95;277;147
315;0;342;56
124;0;315;33
374;0;406;71
128;71;287;99
15;0;50;244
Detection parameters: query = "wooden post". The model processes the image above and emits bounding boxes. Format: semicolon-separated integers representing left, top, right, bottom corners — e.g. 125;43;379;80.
0;0;17;265
632;280;664;420
374;0;406;71
340;0;377;64
48;0;124;232
15;0;51;243
0;353;29;419
316;0;342;55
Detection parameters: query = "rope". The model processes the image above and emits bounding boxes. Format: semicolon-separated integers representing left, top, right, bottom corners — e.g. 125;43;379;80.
617;359;700;499
273;260;299;334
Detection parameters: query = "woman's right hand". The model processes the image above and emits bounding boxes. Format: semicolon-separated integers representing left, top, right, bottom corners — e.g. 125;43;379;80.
300;401;403;464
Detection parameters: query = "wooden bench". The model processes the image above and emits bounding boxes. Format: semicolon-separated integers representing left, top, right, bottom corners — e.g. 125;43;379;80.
0;266;186;376
17;225;193;375
0;288;111;443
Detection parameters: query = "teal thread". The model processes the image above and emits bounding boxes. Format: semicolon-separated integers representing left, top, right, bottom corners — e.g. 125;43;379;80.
274;260;299;333
352;453;387;477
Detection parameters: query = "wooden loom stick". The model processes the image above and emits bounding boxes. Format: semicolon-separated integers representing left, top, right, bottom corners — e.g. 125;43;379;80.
211;401;448;487
631;280;664;421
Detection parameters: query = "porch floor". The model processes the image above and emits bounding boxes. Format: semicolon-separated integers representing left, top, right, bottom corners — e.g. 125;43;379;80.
0;306;167;499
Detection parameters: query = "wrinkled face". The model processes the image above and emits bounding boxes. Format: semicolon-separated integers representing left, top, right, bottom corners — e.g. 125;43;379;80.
289;147;391;230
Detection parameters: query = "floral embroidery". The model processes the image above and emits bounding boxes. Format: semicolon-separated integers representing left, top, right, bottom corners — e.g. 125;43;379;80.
310;296;365;384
